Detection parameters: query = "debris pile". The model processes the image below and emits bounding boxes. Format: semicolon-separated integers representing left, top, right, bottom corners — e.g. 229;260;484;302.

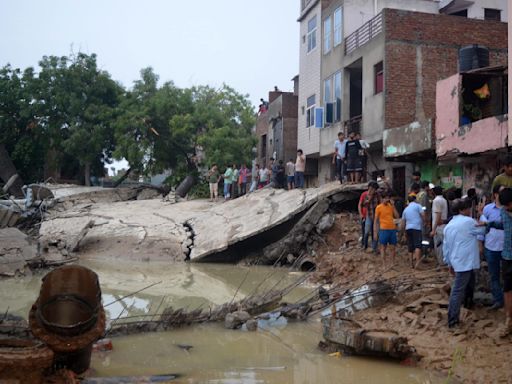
312;212;512;383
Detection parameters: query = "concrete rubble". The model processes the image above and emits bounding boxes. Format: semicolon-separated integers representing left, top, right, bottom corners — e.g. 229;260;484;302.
38;182;365;263
0;228;37;276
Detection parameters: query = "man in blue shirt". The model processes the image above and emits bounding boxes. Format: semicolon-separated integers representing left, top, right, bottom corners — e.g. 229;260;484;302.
479;184;505;309
401;195;425;269
332;132;347;184
443;199;485;328
486;188;512;337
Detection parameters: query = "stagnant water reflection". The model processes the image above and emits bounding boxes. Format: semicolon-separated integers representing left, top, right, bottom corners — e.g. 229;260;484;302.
1;260;441;383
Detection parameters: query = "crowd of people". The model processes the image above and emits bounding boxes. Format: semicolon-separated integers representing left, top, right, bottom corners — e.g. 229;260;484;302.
206;149;307;202
357;155;512;335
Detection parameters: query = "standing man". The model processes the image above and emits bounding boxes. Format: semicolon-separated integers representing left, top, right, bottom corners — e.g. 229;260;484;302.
401;195;425;269
430;186;448;265
479;184;505;310
363;181;381;253
232;164;239;199
238;164;249;196
249;164;260;193
356;132;369;182
492;155;512;190
286;158;295;190
374;191;400;268
332;132;347;184
344;132;363;184
208;164;221;202
358;187;369;248
258;164;269;189
485;188;512;337
295;149;306;189
223;165;234;200
443;199;485;328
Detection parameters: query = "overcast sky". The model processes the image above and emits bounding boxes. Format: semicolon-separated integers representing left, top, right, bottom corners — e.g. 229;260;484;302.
0;0;300;109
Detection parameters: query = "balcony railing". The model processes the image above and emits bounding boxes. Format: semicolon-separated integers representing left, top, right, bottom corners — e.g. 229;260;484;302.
345;13;383;55
344;115;362;134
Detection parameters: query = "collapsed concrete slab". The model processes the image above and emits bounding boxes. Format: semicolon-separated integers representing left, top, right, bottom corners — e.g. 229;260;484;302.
0;228;37;276
38;182;365;263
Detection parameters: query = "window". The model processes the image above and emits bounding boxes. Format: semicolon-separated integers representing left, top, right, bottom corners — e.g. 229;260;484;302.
324;16;331;54
333;71;342;121
324;78;332;105
324;71;342;124
306;95;315;127
307;16;317;53
484;8;501;21
374;62;383;94
334;7;343;46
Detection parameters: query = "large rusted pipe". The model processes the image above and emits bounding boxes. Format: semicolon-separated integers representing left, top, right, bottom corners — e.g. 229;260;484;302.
0;338;54;384
29;265;106;374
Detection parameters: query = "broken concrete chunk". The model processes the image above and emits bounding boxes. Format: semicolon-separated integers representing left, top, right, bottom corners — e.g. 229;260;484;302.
224;311;251;329
0;228;37;276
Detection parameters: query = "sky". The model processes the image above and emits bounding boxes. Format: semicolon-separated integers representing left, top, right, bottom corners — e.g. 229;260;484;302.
0;0;300;109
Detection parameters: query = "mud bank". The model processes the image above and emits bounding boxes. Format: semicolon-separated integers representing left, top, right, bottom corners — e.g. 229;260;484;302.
313;213;512;384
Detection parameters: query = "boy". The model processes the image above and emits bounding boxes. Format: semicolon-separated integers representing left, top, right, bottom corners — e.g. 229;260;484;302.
374;191;400;268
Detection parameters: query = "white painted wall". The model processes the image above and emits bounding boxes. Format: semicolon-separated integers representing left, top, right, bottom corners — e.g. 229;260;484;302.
466;0;508;21
342;0;439;37
298;1;322;156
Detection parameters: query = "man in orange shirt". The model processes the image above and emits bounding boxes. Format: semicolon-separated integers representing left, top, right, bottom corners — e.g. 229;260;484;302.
374;191;400;268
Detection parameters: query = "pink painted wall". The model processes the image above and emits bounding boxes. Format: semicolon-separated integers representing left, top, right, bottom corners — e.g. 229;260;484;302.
436;74;508;158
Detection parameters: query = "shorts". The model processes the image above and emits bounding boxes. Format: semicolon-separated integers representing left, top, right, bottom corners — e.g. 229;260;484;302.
406;229;422;252
502;259;512;292
287;175;295;184
379;229;397;245
209;182;218;195
346;156;363;172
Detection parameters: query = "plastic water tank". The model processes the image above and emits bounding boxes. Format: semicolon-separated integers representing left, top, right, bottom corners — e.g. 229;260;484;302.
459;45;489;72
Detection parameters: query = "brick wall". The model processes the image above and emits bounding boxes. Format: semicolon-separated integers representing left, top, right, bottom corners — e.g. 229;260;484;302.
384;9;508;130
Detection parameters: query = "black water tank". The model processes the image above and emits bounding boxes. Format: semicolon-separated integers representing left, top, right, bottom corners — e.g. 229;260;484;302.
459;45;489;72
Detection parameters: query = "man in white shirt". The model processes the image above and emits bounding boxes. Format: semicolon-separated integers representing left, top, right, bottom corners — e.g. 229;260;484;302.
332;132;348;184
431;186;448;265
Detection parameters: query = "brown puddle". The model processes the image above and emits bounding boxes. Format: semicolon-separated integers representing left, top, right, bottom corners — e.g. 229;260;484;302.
1;260;442;383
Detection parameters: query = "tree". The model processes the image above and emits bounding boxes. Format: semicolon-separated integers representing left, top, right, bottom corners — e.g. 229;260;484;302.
0;65;46;185
37;53;121;185
114;73;256;188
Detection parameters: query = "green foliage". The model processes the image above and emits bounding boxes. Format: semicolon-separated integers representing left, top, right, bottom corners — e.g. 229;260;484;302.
114;77;256;187
1;53;256;186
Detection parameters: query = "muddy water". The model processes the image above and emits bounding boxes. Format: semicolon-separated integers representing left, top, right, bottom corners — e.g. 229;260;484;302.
1;260;441;383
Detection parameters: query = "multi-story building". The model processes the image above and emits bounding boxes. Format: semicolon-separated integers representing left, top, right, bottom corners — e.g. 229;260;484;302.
297;0;508;197
256;78;299;168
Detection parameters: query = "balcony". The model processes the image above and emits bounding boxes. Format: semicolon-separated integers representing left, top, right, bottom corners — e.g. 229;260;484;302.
383;120;434;159
435;68;509;159
345;13;383;55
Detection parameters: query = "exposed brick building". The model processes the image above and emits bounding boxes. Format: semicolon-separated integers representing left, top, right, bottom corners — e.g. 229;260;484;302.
256;79;299;169
381;9;508;195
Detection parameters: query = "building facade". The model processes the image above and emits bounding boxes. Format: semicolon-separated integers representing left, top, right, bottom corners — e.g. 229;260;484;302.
297;0;508;197
256;80;299;169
